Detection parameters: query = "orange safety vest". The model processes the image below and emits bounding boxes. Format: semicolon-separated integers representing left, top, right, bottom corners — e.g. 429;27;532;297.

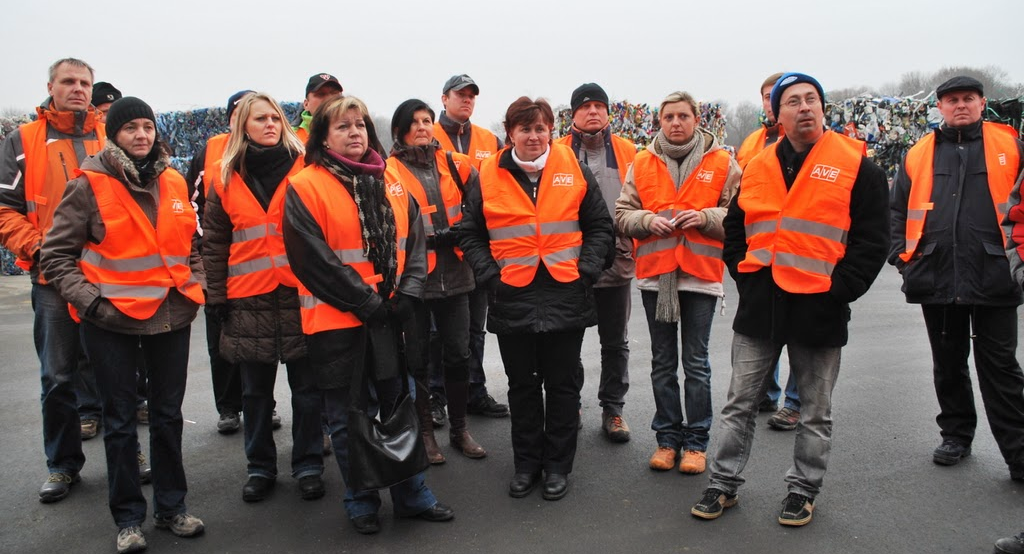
74;169;204;320
383;150;472;274
479;144;587;287
899;121;1021;263
736;125;785;169
202;133;230;197
433;122;499;169
288;164;411;333
213;158;304;298
553;132;637;185
16;116;105;272
294;126;308;145
737;131;865;293
632;149;731;282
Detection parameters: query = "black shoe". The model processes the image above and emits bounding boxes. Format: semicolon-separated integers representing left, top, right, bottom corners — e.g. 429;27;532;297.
217;412;241;435
542;473;568;501
466;394;510;418
778;492;815;526
271;409;282;430
410;502;455;522
757;398;777;413
933;439;971;466
430;392;448;429
995;532;1024;554
690;487;737;520
242;476;275;503
351;514;380;535
1010;464;1024;482
298;475;325;500
508;472;541;498
39;472;80;503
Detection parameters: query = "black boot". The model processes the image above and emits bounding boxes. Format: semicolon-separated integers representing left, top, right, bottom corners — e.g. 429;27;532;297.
446;381;486;458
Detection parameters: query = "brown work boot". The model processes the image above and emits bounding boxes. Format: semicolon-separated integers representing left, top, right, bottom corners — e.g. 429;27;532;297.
414;389;446;464
768;407;800;431
649;446;677;471
601;412;631;443
446;381;486;459
81;418;100;440
678;450;707;474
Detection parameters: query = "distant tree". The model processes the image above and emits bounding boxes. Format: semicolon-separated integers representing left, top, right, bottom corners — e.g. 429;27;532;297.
875;66;1024;99
2;106;29;118
490;120;505;141
725;101;761;148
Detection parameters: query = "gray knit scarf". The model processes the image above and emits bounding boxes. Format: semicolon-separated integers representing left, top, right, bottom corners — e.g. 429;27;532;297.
653;129;705;322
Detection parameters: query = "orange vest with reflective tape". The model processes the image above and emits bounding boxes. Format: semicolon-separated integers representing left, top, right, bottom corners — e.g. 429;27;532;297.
76;169;204;320
479;144;587;287
202;133;229;197
738;131;865;293
899;122;1020;263
213;158;303;298
433;122;499;169
17;115;105;273
384;149;472;274
287;164;411;333
736;125;785;169
632;148;730;282
553;132;637;185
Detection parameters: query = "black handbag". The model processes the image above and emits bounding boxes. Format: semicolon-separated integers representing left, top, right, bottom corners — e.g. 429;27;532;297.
346;321;429;492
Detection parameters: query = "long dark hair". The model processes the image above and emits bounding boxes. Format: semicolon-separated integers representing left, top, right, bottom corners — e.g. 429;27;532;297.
304;96;385;167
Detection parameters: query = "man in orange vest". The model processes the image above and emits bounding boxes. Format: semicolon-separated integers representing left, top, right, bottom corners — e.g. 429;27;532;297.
292;73;343;143
554;83;637;442
893;76;1024;481
0;58;105;502
430;74;509;425
691;73;889;526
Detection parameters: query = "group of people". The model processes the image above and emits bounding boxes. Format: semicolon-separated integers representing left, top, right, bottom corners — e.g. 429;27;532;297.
2;57;1024;554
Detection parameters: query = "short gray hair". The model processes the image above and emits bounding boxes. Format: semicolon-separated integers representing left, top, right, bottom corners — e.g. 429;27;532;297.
48;58;95;84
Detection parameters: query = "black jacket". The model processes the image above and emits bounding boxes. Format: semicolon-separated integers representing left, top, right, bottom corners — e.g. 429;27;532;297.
723;135;890;347
889;121;1024;307
459;148;615;335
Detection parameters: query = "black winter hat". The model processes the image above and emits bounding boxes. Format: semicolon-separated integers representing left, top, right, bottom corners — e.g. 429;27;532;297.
226;90;254;119
570;83;609;115
91;82;122;107
935;76;984;99
391;99;435;144
105;97;156;141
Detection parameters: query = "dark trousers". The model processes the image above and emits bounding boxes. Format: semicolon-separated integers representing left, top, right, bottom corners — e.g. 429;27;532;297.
205;307;241;414
923;304;1024;467
424;294;471;385
497;330;585;474
432;287;490;402
578;284;631;416
81;322;191;528
240;359;323;480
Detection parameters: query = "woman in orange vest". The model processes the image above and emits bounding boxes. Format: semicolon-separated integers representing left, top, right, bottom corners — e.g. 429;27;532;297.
201;93;326;504
281;96;453;534
615;91;741;476
385;98;486;464
40;97;206;550
459;96;615;501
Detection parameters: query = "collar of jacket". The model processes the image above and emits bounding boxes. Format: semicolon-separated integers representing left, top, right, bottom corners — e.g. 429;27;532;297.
36;98;98;136
95;141;169;189
438;111;470;136
391;140;439;169
937;119;983;144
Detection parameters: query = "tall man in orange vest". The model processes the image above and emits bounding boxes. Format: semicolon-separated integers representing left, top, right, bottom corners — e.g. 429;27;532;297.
430;74;509;423
690;73;889;526
554;83;636;442
892;76;1024;481
0;58;105;502
292;73;343;143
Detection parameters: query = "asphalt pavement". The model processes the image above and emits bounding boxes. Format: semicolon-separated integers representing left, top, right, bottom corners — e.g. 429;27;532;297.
0;269;1020;553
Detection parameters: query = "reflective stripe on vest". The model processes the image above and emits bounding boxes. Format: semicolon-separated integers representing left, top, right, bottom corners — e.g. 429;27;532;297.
737;131;864;293
77;169;204;320
899;122;1020;262
288;164;411;333
433;123;499;169
631;148;730;282
214;158;303;298
553;133;638;185
384;149;472;274
479;144;586;286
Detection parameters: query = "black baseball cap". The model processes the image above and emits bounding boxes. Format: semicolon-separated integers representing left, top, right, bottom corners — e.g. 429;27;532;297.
443;74;479;95
305;73;343;96
91;82;122;106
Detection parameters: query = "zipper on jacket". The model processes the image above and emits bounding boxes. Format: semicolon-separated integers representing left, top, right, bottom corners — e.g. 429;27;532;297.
58;152;70;182
273;289;284;363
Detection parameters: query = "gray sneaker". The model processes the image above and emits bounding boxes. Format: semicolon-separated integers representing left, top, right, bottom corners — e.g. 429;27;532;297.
116;526;147;553
155;513;205;537
217;412;240;435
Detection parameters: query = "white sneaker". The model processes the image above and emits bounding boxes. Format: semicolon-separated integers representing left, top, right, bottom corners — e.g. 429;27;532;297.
116;526;147;553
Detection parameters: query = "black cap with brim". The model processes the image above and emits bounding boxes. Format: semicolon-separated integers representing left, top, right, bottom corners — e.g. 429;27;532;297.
306;73;343;97
935;76;984;99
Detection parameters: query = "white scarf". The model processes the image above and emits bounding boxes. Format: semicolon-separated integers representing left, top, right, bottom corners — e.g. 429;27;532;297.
511;144;550;174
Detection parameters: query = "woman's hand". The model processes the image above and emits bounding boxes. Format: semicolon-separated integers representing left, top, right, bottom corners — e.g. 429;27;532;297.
649;216;676;238
673;209;703;230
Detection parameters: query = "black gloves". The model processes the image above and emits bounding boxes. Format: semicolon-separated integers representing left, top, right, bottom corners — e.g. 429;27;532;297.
85;296;105;317
426;225;461;250
206;303;228;323
387;293;418;322
364;301;389;325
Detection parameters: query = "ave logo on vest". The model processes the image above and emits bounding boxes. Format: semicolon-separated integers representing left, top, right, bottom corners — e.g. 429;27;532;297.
810;164;841;183
695;169;715;183
386;181;405;197
475;151;492;160
999;153;1008;166
171;198;184;214
551;173;575;187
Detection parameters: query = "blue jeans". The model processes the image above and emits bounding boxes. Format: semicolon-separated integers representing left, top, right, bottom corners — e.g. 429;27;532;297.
32;283;85;475
81;321;192;528
641;290;717;452
708;333;842;499
323;379;437;519
764;361;801;411
241;359;323;480
75;350;103;421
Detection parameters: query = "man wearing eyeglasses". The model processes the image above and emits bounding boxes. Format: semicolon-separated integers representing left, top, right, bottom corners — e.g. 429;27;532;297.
690;73;889;527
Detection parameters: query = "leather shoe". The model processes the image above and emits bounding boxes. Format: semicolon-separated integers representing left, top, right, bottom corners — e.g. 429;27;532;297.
411;502;455;522
508;472;541;498
242;476;275;503
542;473;568;501
298;475;325;500
351;514;380;535
39;472;80;503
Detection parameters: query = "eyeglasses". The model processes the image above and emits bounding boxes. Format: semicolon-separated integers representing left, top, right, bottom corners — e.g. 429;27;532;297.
783;95;821;109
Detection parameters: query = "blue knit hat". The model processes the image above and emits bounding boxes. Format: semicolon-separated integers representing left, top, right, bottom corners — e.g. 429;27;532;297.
770;72;825;117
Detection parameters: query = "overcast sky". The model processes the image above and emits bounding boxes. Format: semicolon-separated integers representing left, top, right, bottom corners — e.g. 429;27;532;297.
2;0;1020;132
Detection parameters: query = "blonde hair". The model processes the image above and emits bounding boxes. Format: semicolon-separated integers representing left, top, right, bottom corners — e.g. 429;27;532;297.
221;92;304;186
659;91;699;120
